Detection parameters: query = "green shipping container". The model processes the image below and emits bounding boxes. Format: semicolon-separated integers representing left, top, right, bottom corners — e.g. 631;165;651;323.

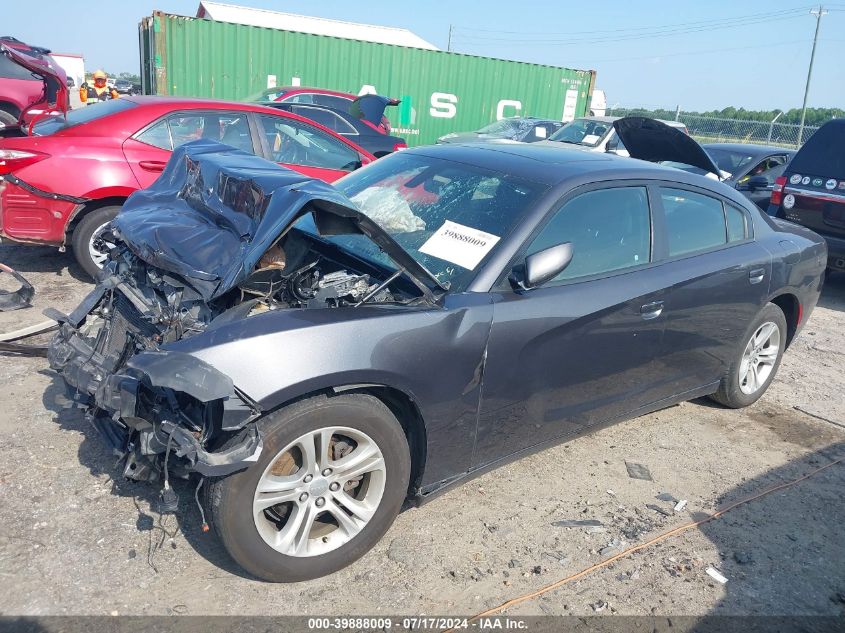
139;11;596;147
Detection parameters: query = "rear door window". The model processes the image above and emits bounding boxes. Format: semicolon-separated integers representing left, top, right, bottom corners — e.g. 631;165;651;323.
257;114;361;171
290;105;357;135
726;205;748;242
135;111;253;153
312;94;353;111
660;188;730;256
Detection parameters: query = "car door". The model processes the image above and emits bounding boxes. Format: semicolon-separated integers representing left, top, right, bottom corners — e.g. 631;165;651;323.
255;113;369;183
650;184;772;396
737;154;790;209
472;184;670;467
122;110;255;188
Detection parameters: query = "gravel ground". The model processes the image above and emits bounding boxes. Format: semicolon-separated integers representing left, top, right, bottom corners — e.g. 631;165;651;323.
1;242;844;618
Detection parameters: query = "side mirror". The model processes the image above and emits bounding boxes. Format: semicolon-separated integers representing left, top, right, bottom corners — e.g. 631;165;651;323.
509;243;573;291
605;135;619;153
744;175;769;191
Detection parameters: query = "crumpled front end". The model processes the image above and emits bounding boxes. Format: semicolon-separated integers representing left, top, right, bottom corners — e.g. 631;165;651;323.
47;139;438;485
48;263;263;482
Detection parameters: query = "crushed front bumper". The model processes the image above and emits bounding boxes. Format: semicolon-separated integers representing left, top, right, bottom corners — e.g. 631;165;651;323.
47;284;263;480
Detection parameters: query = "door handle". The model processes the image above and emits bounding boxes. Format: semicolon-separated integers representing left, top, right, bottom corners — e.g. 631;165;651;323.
749;268;765;284
640;300;664;320
139;160;167;172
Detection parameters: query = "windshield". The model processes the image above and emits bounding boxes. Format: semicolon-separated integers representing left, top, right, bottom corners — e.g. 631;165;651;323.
704;148;756;175
31;99;136;135
549;118;613;147
293;152;547;292
476;119;522;138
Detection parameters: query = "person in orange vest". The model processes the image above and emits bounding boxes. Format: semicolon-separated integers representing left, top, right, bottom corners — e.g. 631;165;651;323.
79;70;119;105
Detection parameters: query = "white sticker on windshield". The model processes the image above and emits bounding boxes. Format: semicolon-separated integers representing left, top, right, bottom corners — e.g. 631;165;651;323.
419;221;500;270
582;134;600;145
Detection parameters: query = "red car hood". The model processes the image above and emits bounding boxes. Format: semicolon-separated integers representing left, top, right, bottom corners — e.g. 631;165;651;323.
0;43;68;125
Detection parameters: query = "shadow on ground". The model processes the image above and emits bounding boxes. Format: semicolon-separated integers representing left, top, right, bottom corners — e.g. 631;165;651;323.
696;440;845;617
818;270;845;312
0;242;89;282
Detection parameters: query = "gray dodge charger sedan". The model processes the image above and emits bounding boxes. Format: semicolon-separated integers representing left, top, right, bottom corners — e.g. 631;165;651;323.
48;136;826;582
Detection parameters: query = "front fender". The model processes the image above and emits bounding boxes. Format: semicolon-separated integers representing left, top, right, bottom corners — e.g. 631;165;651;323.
164;297;494;485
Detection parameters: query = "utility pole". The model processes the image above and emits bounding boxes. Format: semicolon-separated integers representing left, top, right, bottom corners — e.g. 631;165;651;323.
798;5;827;146
447;24;453;52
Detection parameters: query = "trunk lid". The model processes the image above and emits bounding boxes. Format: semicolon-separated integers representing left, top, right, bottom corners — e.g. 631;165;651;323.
778;120;845;240
0;42;68;127
349;95;400;134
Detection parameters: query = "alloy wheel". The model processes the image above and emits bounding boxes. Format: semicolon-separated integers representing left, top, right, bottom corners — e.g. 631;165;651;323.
252;426;386;557
88;221;115;269
738;321;781;395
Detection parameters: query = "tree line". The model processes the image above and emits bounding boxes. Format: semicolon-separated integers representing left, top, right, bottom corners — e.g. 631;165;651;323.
610;106;843;127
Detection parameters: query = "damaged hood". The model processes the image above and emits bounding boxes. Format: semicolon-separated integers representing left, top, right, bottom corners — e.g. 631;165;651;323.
112;139;441;301
613;117;721;178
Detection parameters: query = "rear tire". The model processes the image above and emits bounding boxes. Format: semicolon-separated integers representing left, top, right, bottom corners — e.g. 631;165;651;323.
0;108;17;128
709;302;787;408
71;205;121;279
205;393;410;582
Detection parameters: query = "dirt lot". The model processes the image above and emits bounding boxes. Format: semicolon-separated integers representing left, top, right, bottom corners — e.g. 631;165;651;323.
1;241;844;618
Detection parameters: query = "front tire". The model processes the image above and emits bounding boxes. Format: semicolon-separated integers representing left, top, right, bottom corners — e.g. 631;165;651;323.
709;302;787;408
206;393;411;582
71;205;121;279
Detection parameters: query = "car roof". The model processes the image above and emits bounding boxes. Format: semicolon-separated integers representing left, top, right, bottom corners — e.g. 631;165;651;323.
124;95;279;109
406;142;756;210
703;142;796;156
274;86;354;97
407;142;704;184
497;116;561;123
571;115;686;128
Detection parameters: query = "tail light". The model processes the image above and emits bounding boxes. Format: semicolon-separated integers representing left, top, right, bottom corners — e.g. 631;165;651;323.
0;149;49;175
392;142;407;152
770;175;787;206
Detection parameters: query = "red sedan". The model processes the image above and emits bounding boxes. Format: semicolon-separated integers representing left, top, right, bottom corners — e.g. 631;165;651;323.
0;96;375;277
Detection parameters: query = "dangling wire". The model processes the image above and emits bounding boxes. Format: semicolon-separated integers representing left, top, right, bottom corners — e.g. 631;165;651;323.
194;477;210;533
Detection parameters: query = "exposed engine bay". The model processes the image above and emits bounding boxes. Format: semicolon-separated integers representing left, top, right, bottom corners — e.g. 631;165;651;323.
47;139;439;489
48;229;406;484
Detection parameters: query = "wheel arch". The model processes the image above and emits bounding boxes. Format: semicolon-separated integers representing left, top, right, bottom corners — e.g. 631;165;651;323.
260;382;428;500
768;292;801;348
0;100;22;117
65;196;128;239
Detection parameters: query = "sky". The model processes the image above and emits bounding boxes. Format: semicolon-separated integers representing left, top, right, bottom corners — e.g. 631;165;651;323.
5;0;844;112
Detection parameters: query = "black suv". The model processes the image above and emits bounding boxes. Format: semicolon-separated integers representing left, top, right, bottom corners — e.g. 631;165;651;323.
769;119;845;272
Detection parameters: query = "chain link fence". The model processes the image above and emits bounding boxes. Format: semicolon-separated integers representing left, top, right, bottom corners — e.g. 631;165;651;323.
677;114;818;149
607;107;821;148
